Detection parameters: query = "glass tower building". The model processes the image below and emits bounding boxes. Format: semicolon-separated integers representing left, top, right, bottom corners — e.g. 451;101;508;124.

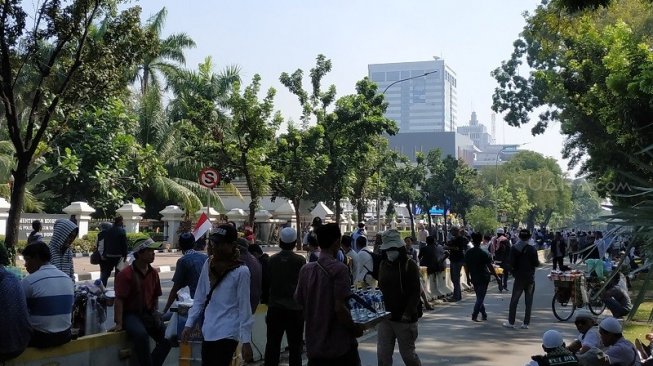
368;57;458;133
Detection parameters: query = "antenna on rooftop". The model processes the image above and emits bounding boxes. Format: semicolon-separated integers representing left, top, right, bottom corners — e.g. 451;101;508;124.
491;113;496;144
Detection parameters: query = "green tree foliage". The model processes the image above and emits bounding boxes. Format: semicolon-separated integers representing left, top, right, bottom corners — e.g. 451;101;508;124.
489;151;572;230
270;124;329;247
131;7;195;95
0;0;150;259
220;75;282;226
423;150;478;220
492;0;653;201
385;153;427;239
466;206;501;236
570;179;604;227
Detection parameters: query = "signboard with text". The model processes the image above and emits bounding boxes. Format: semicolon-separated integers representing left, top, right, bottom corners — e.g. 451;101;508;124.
19;214;69;242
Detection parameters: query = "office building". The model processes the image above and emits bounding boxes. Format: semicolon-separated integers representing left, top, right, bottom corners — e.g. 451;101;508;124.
457;111;494;149
368;57;458;133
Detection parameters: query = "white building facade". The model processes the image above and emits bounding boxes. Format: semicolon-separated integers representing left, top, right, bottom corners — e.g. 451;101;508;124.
368;57;458;133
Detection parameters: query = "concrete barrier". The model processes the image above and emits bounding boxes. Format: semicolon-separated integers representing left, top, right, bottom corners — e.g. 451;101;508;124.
8;303;282;366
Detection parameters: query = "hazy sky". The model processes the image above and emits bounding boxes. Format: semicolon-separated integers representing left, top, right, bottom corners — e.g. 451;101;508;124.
136;0;576;174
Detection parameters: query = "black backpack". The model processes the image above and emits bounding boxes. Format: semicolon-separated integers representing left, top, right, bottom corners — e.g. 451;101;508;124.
362;248;383;281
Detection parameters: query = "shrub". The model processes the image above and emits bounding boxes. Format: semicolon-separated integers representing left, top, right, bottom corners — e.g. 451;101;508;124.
83;230;99;244
127;233;151;250
72;239;95;253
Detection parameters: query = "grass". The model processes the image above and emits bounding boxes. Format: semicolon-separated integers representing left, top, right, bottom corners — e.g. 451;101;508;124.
623;277;653;343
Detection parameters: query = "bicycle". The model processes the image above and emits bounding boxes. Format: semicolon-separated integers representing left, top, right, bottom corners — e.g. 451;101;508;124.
550;273;606;321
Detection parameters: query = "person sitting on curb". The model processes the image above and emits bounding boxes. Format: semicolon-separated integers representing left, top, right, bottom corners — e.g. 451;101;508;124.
111;238;171;366
21;242;74;348
162;232;209;313
526;330;579;366
602;273;633;319
567;309;602;356
0;244;30;360
598;317;641;366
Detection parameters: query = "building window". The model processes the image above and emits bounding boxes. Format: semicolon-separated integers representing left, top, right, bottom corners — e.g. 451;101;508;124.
371;72;385;82
386;71;400;81
412;78;425;103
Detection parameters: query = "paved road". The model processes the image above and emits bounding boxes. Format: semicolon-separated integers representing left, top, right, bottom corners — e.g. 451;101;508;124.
356;264;587;366
97;256;590;365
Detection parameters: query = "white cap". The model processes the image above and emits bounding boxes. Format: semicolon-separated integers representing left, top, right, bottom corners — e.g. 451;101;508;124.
280;227;297;244
497;228;504;234
599;317;622;334
542;330;564;348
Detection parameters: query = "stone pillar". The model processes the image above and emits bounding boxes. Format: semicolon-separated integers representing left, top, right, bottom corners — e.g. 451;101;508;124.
116;203;145;233
254;210;273;244
273;200;296;230
160;205;185;246
63;201;95;237
195;207;221;222
0;198;9;236
225;208;247;228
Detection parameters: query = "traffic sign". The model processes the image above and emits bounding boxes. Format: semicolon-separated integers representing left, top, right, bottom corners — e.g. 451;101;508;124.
198;167;221;189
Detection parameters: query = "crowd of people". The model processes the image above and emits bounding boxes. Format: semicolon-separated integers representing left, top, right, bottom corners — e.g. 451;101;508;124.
0;215;650;366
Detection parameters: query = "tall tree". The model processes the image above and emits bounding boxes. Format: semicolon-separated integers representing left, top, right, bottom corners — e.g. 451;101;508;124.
220;75;282;226
0;1;149;260
132;7;195;95
570;179;603;227
424;150;479;221
270;124;329;247
492;0;653;202
385;152;427;239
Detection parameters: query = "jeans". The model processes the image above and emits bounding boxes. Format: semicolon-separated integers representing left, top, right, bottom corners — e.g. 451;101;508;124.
202;339;238;366
508;278;535;325
123;313;171;366
307;345;361;366
472;281;489;319
264;307;304;366
604;297;631;318
377;320;422;366
552;257;564;271
450;261;464;301
100;257;122;287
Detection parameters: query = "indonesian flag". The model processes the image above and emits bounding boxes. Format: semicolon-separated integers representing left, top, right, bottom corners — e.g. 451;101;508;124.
192;213;212;240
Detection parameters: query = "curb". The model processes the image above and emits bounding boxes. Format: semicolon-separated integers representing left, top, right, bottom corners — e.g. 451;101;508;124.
75;265;177;282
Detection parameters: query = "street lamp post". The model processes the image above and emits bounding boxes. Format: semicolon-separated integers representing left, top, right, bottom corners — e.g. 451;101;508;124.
376;70;438;233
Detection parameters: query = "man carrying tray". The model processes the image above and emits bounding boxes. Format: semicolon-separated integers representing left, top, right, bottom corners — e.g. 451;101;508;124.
377;229;422;366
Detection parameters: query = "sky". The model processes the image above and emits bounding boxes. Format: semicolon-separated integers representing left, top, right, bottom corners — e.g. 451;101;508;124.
135;0;577;174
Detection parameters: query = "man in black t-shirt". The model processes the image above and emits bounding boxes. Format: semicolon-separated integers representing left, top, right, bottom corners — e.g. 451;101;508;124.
446;227;469;302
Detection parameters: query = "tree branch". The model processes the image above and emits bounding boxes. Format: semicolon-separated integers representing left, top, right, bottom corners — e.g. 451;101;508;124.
0;1;23;155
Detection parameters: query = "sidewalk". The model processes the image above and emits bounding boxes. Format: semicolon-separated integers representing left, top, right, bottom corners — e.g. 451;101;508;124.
73;251;182;281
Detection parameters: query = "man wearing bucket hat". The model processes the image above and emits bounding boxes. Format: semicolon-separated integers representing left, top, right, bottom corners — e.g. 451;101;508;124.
377;229;422;366
598;317;641;365
567;309;601;356
112;238;172;366
526;330;579;366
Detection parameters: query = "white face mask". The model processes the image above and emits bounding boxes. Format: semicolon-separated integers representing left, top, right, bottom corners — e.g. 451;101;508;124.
386;251;400;262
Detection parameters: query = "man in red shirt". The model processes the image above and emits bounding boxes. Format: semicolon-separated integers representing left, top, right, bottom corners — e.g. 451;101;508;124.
111;238;171;366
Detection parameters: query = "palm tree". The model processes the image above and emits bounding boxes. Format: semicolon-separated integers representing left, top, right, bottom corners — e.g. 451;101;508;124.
132;7;196;95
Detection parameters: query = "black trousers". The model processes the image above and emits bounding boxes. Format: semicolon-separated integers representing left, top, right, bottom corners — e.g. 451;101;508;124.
264;307;304;366
552;257;564;271
202;339;238;366
100;257;122;286
307;345;361;366
29;328;72;348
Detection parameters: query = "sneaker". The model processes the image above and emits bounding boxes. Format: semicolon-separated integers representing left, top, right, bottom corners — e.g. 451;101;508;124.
520;324;529;329
482;314;488;321
502;322;515;329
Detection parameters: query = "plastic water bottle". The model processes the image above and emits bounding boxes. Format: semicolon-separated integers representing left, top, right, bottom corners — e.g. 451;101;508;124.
378;291;385;313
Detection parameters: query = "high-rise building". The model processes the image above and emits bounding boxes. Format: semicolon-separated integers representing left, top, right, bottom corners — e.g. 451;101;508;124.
368;57;458;133
457;111;494;149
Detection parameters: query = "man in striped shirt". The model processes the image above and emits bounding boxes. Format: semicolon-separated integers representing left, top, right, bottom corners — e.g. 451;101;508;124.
22;242;74;348
49;219;78;281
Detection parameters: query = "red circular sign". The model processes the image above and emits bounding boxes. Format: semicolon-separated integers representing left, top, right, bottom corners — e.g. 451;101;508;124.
199;167;221;189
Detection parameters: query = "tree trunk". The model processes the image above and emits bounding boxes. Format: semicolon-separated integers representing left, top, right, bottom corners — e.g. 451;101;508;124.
335;198;341;225
407;199;416;240
526;210;537;232
248;198;257;233
356;200;366;227
427;205;433;230
6;159;29;265
542;208;554;228
293;198;302;251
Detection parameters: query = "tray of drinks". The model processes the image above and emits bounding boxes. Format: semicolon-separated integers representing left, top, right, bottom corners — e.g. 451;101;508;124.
356;311;392;328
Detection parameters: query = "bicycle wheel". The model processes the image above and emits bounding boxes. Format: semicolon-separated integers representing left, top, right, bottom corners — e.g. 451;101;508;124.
552;289;576;321
588;288;606;316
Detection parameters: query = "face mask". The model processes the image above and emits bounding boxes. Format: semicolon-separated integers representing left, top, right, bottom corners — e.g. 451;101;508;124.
386;251;400;262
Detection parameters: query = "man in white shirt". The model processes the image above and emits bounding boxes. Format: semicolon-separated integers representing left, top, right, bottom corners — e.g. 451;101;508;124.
21;242;74;348
182;225;254;366
567;309;602;356
354;236;377;288
342;235;359;282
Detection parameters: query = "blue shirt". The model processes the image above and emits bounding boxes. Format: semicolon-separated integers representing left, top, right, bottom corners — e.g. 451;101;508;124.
0;267;30;355
22;264;74;333
172;250;208;298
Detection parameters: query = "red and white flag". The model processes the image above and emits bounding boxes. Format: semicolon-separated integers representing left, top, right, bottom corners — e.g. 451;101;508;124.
192;213;212;240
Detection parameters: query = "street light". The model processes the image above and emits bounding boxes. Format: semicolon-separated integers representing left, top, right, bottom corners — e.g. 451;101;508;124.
376;70;438;233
